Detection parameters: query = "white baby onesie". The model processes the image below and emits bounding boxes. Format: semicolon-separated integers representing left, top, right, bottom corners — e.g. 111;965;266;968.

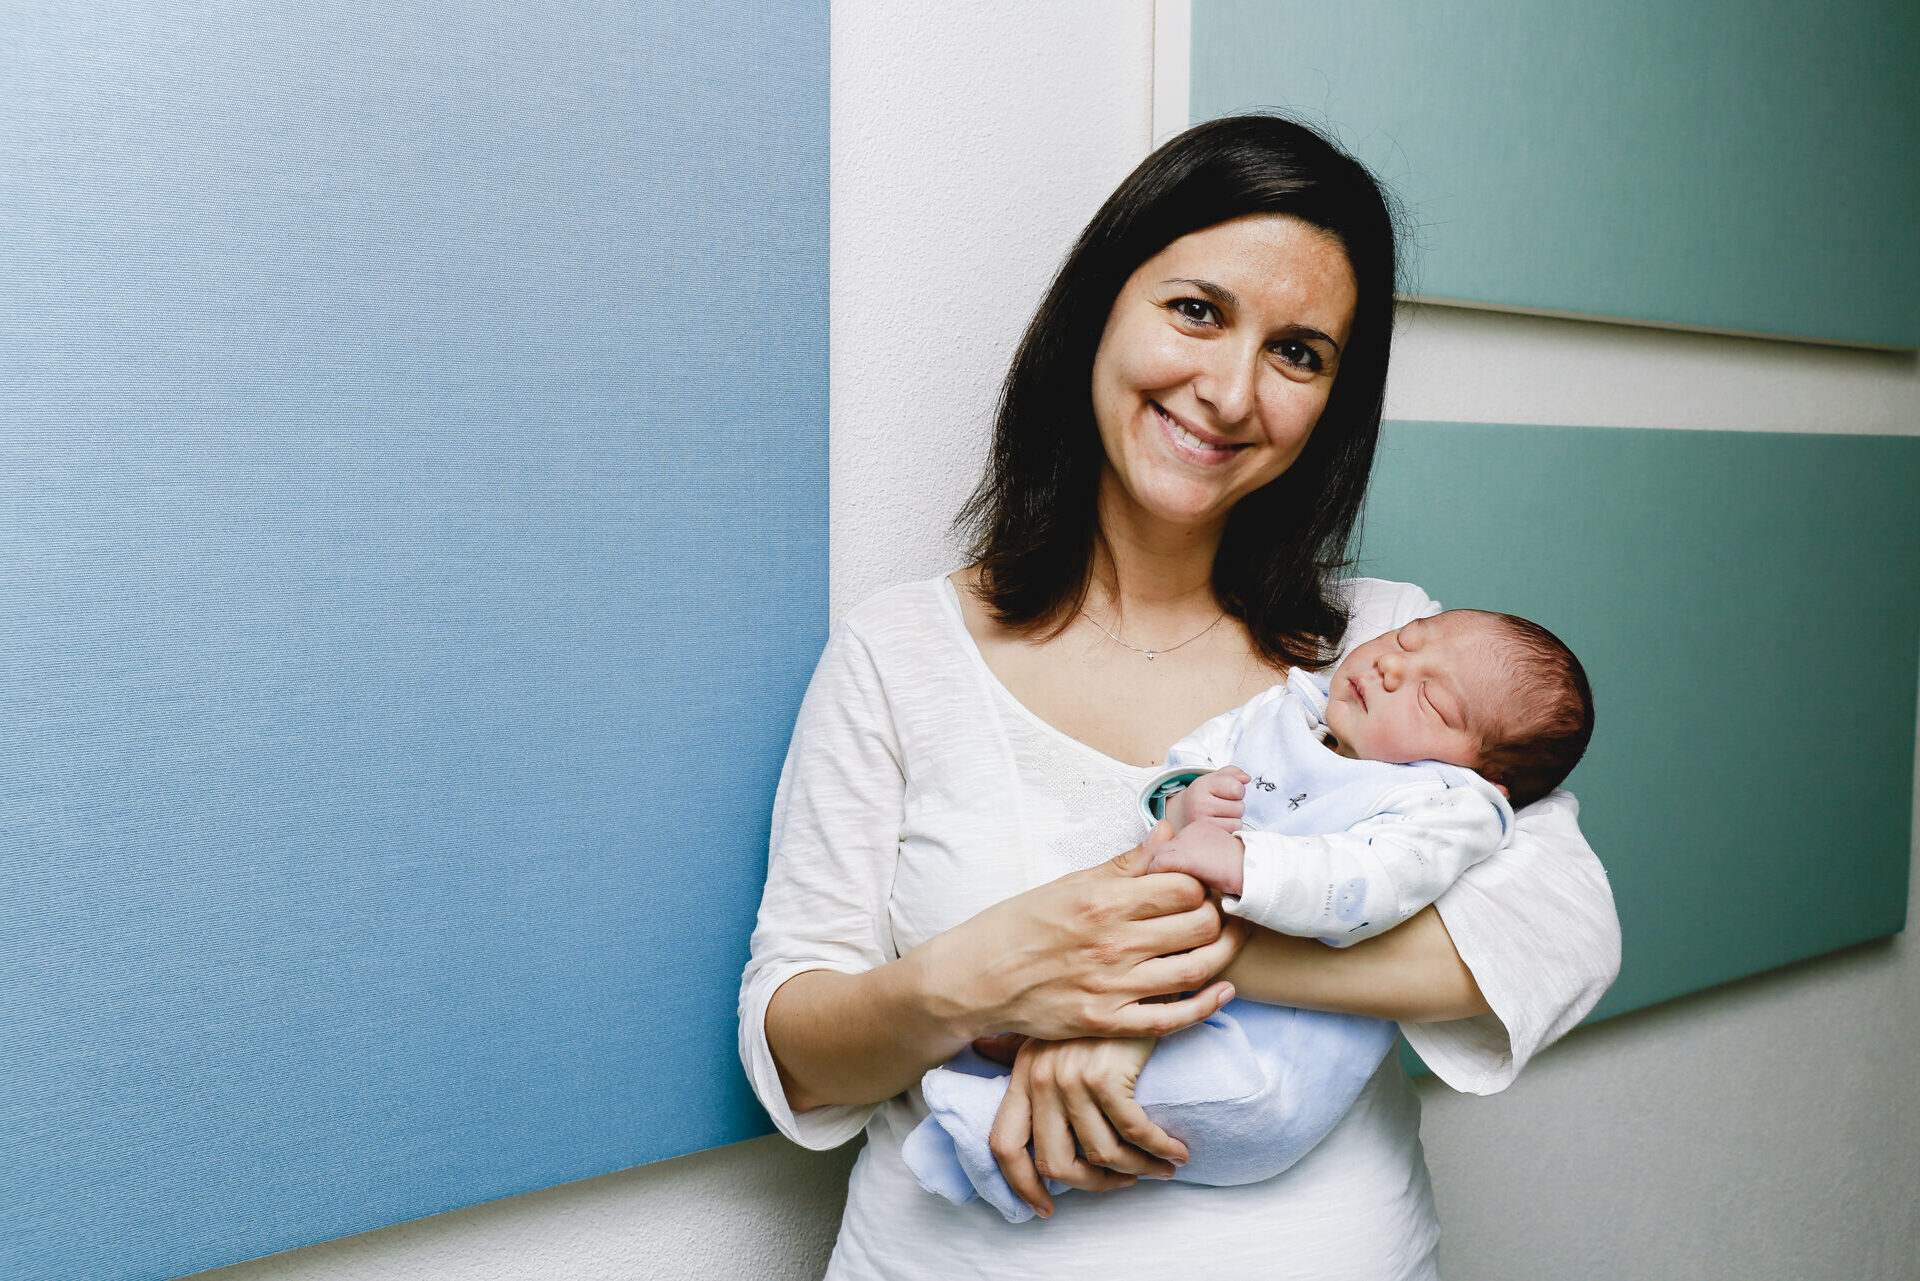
1143;668;1513;945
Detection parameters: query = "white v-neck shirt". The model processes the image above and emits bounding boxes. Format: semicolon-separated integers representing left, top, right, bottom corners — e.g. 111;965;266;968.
740;576;1619;1281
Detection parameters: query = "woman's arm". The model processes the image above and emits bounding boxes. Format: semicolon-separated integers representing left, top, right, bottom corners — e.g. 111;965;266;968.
741;614;1241;1140
768;847;1242;1112
1219;904;1490;1022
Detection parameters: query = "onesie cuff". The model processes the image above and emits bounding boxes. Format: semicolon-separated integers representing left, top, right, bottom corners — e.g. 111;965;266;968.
1137;765;1212;829
1220;831;1286;931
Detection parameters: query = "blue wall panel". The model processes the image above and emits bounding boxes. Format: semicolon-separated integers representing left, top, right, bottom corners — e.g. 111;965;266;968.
1359;423;1918;1024
1;5;826;1278
1192;0;1920;348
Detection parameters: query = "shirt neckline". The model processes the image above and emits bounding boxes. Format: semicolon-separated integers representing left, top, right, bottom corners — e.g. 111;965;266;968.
934;574;1162;780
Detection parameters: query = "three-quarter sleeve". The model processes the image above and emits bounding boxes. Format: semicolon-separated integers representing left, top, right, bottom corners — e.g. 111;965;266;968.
737;618;907;1149
1400;790;1620;1094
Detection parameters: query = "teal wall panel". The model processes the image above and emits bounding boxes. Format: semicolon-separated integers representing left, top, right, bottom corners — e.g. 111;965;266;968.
1358;423;1918;1021
1;4;826;1279
1191;0;1920;348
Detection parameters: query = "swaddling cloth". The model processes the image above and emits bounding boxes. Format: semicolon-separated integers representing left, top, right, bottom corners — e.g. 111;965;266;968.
902;1002;1397;1223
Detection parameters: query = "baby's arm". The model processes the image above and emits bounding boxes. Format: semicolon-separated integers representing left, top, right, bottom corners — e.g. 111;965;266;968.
1230;774;1508;946
1143;684;1288;898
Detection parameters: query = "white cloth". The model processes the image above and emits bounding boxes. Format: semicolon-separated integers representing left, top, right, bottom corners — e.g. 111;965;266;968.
1155;669;1513;946
738;575;1621;1281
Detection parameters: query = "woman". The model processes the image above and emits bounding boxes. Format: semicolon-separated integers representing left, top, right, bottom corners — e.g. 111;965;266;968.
739;115;1618;1279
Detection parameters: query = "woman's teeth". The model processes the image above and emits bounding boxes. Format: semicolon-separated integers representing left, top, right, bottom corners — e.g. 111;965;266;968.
1159;406;1233;452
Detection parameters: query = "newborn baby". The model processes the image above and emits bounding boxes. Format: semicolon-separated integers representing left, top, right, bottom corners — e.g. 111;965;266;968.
905;609;1593;1222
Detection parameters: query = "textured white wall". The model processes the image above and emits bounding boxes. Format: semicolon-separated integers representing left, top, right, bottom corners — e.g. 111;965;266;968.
829;1;1156;615
198;3;1920;1278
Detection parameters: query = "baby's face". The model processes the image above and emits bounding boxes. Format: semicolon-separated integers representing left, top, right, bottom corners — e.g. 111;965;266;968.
1324;611;1518;769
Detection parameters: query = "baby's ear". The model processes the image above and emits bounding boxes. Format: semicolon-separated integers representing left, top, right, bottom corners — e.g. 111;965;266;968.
1492;781;1510;800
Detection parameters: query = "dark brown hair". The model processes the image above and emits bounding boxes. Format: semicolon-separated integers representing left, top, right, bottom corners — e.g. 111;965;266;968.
1471;612;1596;809
956;113;1403;667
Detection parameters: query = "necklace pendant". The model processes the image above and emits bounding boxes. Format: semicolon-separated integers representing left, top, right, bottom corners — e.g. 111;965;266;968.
1146;652;1157;660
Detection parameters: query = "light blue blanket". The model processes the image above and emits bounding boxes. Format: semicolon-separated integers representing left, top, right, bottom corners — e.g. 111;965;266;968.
903;1000;1398;1223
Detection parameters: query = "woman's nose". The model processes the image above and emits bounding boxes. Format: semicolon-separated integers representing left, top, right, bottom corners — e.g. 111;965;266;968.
1194;343;1258;426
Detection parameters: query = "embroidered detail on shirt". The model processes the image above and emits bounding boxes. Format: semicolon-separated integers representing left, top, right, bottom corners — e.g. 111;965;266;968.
1288;792;1307;810
1333;877;1367;923
1251;775;1277;792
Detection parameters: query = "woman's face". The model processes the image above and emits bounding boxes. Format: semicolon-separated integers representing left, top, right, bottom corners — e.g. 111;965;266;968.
1090;214;1358;539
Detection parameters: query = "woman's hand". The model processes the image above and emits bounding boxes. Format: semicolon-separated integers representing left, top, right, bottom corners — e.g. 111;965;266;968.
988;1034;1183;1219
770;831;1244;1114
912;839;1244;1045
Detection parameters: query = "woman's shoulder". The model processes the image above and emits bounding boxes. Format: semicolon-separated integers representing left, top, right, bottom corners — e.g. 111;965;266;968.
823;573;972;678
1331;576;1441;652
837;572;960;636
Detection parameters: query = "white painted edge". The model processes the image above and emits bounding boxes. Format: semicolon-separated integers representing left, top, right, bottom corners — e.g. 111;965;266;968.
1401;294;1918;355
1151;0;1191;149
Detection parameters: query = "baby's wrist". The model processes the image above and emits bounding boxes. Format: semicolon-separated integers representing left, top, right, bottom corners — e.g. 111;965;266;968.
1164;790;1191;830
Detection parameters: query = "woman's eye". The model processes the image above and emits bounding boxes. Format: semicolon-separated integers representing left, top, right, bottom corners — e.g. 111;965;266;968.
1273;339;1323;372
1171;298;1220;325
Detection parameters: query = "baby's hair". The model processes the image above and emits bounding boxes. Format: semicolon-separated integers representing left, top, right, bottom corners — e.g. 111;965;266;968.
1469;612;1594;809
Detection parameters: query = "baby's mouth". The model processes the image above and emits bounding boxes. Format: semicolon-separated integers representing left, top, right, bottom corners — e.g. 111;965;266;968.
1348;677;1367;710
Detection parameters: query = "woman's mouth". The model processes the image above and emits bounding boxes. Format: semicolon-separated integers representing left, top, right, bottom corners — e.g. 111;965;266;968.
1153;402;1245;463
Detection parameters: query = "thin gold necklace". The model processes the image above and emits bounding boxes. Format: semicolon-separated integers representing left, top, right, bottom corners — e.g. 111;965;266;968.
1080;606;1226;661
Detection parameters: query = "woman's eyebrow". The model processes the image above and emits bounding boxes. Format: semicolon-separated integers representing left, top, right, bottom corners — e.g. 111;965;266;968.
1279;322;1342;354
1164;277;1239;309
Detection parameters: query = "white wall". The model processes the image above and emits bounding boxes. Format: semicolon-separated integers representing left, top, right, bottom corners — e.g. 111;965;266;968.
201;3;1919;1278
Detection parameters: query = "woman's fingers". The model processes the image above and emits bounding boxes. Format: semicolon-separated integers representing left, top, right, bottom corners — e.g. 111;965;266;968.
1119;870;1214;918
1105;979;1236;1038
1082;1074;1187;1170
988;1055;1052;1219
1129;913;1247;989
1027;1053;1140;1194
1062;1077;1176;1178
1121;902;1228;960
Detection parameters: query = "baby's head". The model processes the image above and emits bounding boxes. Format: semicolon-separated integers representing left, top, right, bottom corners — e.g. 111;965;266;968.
1323;609;1593;807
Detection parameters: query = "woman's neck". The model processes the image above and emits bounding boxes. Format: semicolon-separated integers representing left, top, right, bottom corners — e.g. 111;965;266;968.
1086;491;1227;628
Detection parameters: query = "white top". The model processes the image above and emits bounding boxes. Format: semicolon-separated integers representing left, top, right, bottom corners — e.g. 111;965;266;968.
738;575;1620;1281
1159;669;1513;946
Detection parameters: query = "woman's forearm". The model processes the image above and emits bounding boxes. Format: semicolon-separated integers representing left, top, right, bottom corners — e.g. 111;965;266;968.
765;848;1243;1112
765;953;969;1112
1218;905;1490;1023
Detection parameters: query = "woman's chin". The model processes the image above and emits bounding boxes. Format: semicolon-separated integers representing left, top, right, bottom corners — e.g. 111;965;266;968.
1108;489;1235;536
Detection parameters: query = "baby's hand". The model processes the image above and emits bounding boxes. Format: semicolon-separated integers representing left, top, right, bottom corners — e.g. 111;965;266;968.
1139;821;1246;899
1165;766;1249;835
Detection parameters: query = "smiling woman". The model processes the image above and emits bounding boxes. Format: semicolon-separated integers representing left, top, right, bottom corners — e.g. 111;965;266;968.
741;114;1618;1281
1091;215;1357;541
